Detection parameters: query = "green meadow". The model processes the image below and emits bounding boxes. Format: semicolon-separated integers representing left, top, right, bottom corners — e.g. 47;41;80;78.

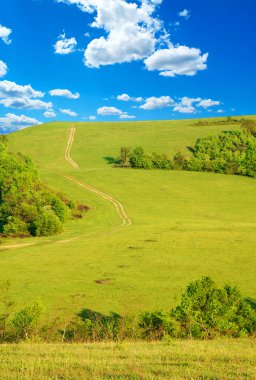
1;117;256;321
0;340;255;379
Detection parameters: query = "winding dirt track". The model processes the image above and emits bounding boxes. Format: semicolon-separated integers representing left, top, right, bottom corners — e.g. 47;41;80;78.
64;127;131;227
65;126;79;169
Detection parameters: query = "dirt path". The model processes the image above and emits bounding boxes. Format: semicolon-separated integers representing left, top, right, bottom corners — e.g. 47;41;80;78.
64;126;131;227
65;126;79;169
64;175;131;227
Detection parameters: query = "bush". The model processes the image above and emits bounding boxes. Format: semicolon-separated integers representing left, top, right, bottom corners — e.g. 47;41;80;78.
29;210;62;236
12;300;44;340
0;142;83;237
139;277;256;339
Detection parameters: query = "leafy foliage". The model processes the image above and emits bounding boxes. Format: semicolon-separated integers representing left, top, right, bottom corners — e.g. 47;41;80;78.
140;277;256;339
0;140;85;237
126;123;256;178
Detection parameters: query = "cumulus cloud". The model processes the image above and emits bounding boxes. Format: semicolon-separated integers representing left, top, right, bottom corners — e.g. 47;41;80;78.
173;105;195;114
57;0;162;67
119;113;136;119
56;0;208;78
60;108;78;117
140;96;174;110
44;110;57;118
117;93;131;101
145;46;208;77
117;93;143;102
0;80;52;110
173;96;220;113
178;9;190;19
97;106;123;116
0;61;7;78
49;88;80;99
0;113;41;132
197;98;220;108
89;115;96;120
138;94;222;114
0;25;12;45
54;33;77;55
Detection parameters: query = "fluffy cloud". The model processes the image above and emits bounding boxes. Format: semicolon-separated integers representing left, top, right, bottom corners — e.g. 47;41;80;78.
0;113;41;132
178;9;190;19
57;0;162;67
140;96;174;110
0;80;52;110
117;93;143;102
97;106;123;116
119;113;136;119
54;33;77;55
44;110;57;118
0;61;7;78
138;94;222;114
49;88;80;99
173;105;195;114
0;25;12;45
56;0;208;78
197;99;220;108
117;93;131;101
145;46;208;77
60;108;78;116
89;115;96;120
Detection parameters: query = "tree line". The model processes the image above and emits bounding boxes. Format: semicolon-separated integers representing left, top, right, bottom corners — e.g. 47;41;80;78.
119;120;256;178
0;277;255;342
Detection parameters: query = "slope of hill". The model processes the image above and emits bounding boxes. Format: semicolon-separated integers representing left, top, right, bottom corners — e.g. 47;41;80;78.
1;117;256;320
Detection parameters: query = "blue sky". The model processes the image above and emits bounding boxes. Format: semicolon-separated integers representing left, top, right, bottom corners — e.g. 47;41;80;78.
0;0;255;131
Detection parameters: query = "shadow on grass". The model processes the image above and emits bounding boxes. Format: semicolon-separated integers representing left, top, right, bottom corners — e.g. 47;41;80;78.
103;156;122;166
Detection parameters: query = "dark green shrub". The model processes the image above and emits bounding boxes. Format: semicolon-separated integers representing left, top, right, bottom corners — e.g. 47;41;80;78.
29;210;62;236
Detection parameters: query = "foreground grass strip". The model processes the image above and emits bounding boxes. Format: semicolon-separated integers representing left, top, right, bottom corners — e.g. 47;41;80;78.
0;340;255;379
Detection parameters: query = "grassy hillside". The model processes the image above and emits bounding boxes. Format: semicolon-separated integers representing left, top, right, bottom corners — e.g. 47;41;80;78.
0;340;255;379
1;117;256;320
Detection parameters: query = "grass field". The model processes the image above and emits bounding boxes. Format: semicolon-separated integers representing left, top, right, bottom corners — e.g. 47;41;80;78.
1;117;255;321
0;339;255;379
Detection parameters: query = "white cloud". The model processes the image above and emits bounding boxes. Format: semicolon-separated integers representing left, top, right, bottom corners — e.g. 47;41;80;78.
180;96;202;107
0;61;7;78
134;97;143;102
44;110;57;118
0;98;52;110
117;93;131;101
57;0;162;68
178;9;190;19
56;0;208;79
217;109;224;113
49;88;80;99
120;113;136;119
117;93;144;103
145;46;208;77
0;80;44;98
140;96;174;110
0;113;41;132
97;106;123;116
89;115;96;120
60;108;78;117
0;25;12;45
173;105;195;114
54;33;77;55
0;80;52;110
197;99;220;108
